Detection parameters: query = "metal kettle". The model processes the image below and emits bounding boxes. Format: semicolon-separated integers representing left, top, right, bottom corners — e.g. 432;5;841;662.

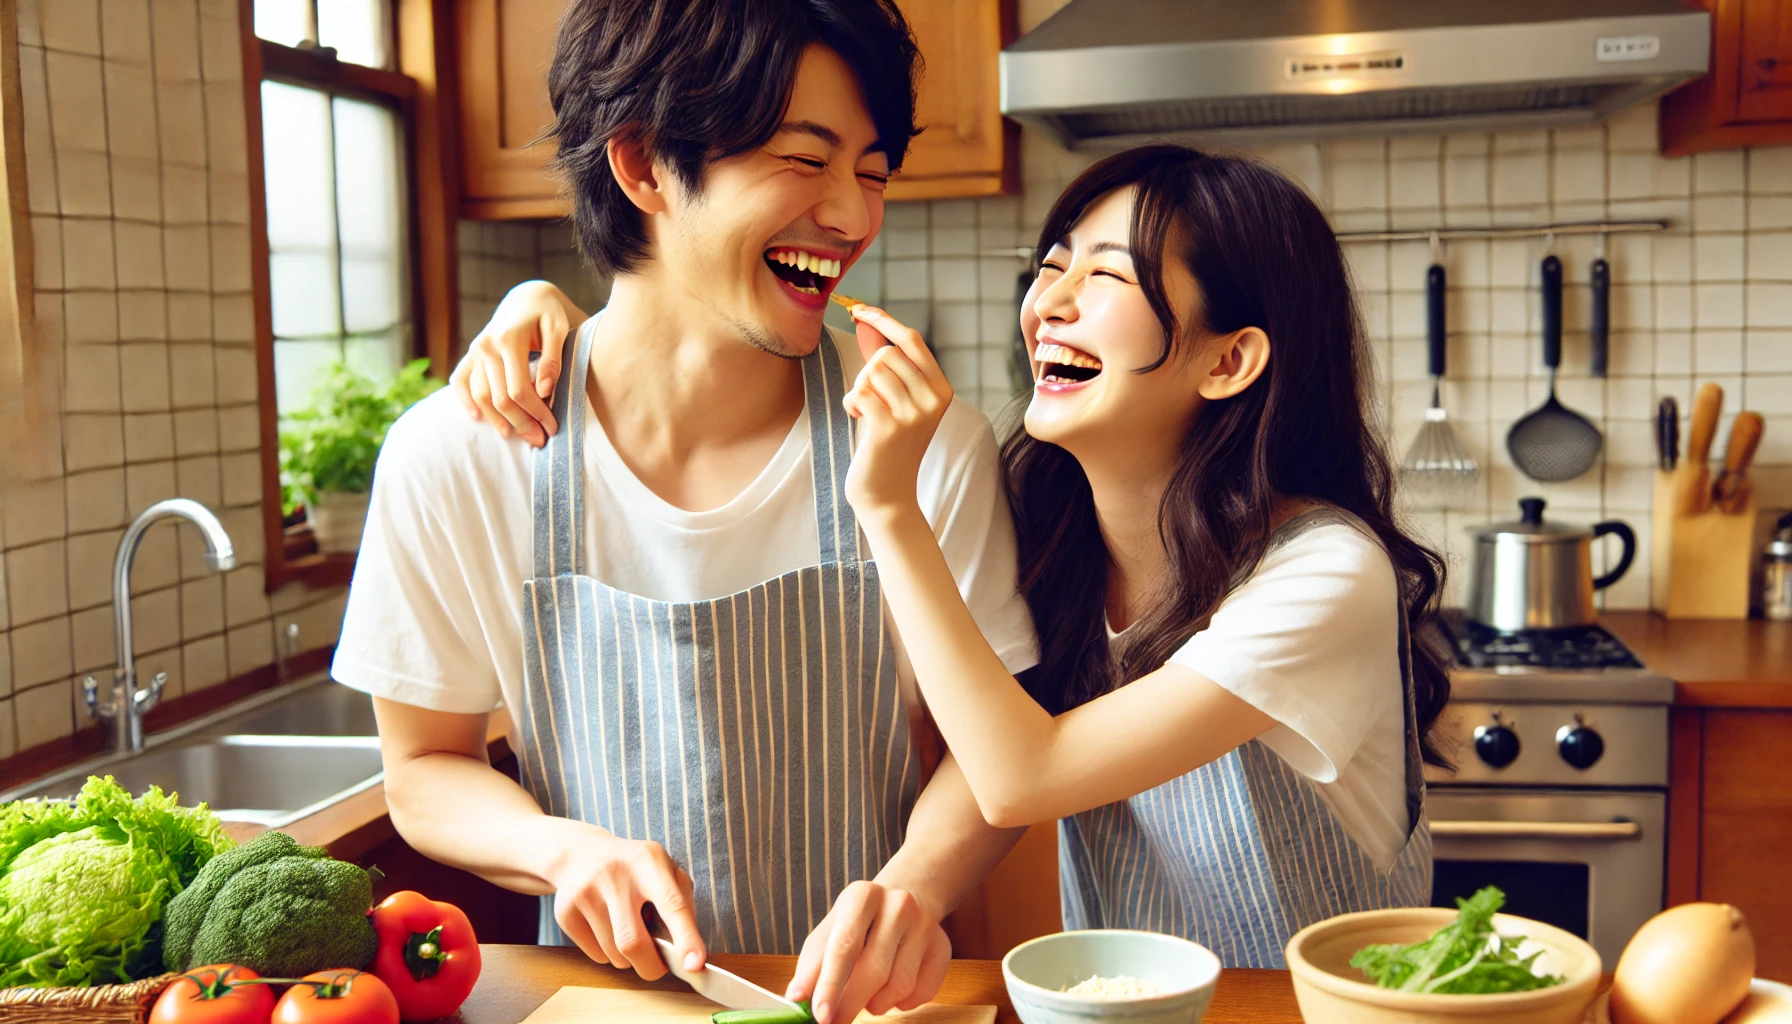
1465;497;1636;632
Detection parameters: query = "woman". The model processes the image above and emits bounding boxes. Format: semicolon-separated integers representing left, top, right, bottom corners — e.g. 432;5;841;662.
457;144;1451;970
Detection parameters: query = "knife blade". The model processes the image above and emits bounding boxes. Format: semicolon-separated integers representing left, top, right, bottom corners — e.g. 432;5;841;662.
653;938;805;1013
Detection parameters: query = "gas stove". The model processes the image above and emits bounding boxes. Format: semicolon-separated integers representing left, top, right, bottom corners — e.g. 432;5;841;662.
1425;609;1672;964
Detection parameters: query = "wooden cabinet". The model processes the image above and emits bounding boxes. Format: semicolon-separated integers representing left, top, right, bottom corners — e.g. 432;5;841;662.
453;0;1015;219
942;823;1061;960
1660;0;1792;156
1667;707;1792;982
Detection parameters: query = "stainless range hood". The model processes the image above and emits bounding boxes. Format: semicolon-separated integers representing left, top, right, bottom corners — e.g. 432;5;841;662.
1000;0;1710;148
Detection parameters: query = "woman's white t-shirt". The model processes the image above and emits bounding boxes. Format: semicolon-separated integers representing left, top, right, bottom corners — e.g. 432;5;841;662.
1117;516;1411;871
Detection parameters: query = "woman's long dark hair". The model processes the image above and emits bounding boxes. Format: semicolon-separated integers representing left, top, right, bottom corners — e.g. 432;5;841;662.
1005;144;1454;768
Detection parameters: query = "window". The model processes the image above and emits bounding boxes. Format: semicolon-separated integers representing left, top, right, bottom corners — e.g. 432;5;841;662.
246;0;432;587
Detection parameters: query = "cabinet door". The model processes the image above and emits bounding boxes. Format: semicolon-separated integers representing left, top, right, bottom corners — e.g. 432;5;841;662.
887;0;1017;200
458;0;565;218
1736;0;1792;121
1697;710;1792;982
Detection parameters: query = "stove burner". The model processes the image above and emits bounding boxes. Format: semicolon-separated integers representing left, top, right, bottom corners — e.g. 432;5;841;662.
1440;610;1643;670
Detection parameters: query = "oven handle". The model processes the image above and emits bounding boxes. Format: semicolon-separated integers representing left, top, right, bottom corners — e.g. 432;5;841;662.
1430;820;1642;840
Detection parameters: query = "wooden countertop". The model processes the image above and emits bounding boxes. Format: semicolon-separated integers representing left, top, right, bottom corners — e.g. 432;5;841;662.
1601;612;1792;708
453;946;1302;1024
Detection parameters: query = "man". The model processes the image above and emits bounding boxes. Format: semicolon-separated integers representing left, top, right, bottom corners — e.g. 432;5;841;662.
331;2;1037;1022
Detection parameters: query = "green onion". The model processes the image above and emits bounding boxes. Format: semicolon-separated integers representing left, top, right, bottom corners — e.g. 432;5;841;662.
711;1001;814;1024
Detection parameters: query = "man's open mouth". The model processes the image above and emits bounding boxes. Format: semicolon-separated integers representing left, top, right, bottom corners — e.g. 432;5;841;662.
764;248;843;296
1035;342;1103;384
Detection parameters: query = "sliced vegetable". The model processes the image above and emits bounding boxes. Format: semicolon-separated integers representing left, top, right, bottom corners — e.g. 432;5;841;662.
163;830;380;977
712;1001;815;1024
368;890;481;1021
274;970;401;1024
0;775;234;988
1349;887;1565;995
150;965;278;1024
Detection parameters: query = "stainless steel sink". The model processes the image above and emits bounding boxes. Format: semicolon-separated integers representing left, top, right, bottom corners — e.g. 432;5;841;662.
0;674;387;827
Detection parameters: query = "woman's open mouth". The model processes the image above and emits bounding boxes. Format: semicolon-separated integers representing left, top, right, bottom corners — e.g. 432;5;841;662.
764;248;843;302
1034;342;1103;388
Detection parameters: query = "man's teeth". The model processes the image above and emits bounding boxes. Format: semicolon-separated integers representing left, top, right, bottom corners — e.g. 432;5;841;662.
768;249;842;278
1034;342;1102;370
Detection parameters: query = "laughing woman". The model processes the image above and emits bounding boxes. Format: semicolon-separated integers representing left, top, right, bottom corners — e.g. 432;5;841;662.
833;144;1451;966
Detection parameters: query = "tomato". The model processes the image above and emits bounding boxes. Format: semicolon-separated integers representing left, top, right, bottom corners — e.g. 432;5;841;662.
150;965;277;1024
273;970;400;1024
368;890;481;1021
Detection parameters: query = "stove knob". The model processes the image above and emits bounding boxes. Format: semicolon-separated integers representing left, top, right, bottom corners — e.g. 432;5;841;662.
1557;718;1605;770
1474;723;1521;769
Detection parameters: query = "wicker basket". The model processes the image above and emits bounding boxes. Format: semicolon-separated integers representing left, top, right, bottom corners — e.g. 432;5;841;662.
0;974;178;1024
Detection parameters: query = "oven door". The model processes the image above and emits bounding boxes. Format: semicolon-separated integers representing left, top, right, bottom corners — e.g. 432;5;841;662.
1427;788;1664;966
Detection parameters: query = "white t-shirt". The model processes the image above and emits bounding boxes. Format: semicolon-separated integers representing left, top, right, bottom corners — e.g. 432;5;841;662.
333;326;1038;722
1127;517;1409;871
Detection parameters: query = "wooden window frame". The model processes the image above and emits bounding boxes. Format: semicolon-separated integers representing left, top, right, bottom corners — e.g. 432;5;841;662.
240;0;459;592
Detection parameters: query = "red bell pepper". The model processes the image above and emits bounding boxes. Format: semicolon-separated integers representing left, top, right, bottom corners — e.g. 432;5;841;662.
368;891;482;1021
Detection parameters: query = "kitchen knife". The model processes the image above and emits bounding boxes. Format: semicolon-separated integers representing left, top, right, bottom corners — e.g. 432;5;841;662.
1713;411;1765;515
646;912;805;1016
1656;396;1678;472
1678;383;1724;516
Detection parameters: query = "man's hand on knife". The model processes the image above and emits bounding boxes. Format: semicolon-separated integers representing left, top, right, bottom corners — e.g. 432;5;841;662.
787;880;952;1024
546;825;706;981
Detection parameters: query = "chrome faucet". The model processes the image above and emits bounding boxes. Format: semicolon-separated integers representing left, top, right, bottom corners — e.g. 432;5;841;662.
84;499;236;752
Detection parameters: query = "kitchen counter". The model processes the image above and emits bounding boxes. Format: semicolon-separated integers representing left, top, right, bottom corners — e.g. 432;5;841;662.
1601;612;1792;708
454;946;1303;1024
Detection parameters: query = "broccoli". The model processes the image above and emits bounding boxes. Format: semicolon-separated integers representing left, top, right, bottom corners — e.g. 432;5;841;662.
162;830;379;976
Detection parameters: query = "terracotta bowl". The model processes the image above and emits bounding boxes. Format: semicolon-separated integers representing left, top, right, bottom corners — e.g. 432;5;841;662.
1285;907;1602;1024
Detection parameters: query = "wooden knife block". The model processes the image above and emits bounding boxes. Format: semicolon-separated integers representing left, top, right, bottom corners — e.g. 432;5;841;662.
1652;468;1757;619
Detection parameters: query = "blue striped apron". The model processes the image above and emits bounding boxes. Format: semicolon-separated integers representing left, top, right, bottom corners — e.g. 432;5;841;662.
1058;511;1433;968
517;319;919;954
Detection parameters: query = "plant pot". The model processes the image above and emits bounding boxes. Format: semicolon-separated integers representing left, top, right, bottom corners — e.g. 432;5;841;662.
309;490;371;554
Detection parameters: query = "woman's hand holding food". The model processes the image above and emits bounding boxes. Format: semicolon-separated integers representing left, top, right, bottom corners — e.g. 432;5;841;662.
840;304;954;524
786;880;952;1024
449;280;583;447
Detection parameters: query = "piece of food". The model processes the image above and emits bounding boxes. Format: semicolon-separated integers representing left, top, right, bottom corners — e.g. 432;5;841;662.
1349;886;1565;995
1725;987;1792;1023
1609;902;1755;1024
711;1002;814;1024
1062;975;1160;998
274;970;400;1024
162;830;380;977
368;890;481;1021
150;964;279;1024
0;775;234;988
828;292;864;311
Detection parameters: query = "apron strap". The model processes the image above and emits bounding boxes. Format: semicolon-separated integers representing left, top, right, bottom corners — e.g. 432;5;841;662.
531;317;598;578
804;333;860;565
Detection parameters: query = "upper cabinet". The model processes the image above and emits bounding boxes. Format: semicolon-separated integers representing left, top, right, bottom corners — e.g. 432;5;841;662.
454;0;1016;219
1660;0;1792;156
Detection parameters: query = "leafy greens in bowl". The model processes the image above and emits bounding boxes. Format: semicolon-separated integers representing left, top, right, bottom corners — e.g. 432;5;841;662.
1350;887;1565;995
0;776;233;988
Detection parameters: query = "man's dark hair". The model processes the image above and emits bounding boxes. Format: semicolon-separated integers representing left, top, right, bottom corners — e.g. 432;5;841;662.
546;0;921;278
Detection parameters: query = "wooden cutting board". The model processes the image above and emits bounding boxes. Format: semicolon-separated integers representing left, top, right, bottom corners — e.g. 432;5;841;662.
520;987;997;1024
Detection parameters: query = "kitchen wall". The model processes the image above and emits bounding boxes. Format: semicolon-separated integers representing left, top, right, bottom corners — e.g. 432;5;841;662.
0;0;345;763
855;105;1792;611
456;219;606;352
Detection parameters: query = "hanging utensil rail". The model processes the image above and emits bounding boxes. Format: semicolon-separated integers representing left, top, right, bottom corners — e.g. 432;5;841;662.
1335;219;1668;244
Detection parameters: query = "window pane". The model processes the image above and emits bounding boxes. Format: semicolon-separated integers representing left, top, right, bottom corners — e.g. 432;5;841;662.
270;251;342;339
332;97;405;333
345;330;407;384
262;82;336;251
318;0;390;69
254;0;311;48
274;338;341;414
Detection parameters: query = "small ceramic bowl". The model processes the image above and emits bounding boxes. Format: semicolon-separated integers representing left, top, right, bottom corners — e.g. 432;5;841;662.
1001;930;1221;1024
1285;907;1602;1024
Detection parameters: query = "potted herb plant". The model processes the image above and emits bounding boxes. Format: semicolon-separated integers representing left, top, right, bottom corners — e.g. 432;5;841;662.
279;358;442;553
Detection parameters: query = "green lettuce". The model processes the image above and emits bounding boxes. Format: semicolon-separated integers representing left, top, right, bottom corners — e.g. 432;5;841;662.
1349;886;1566;995
0;775;233;988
